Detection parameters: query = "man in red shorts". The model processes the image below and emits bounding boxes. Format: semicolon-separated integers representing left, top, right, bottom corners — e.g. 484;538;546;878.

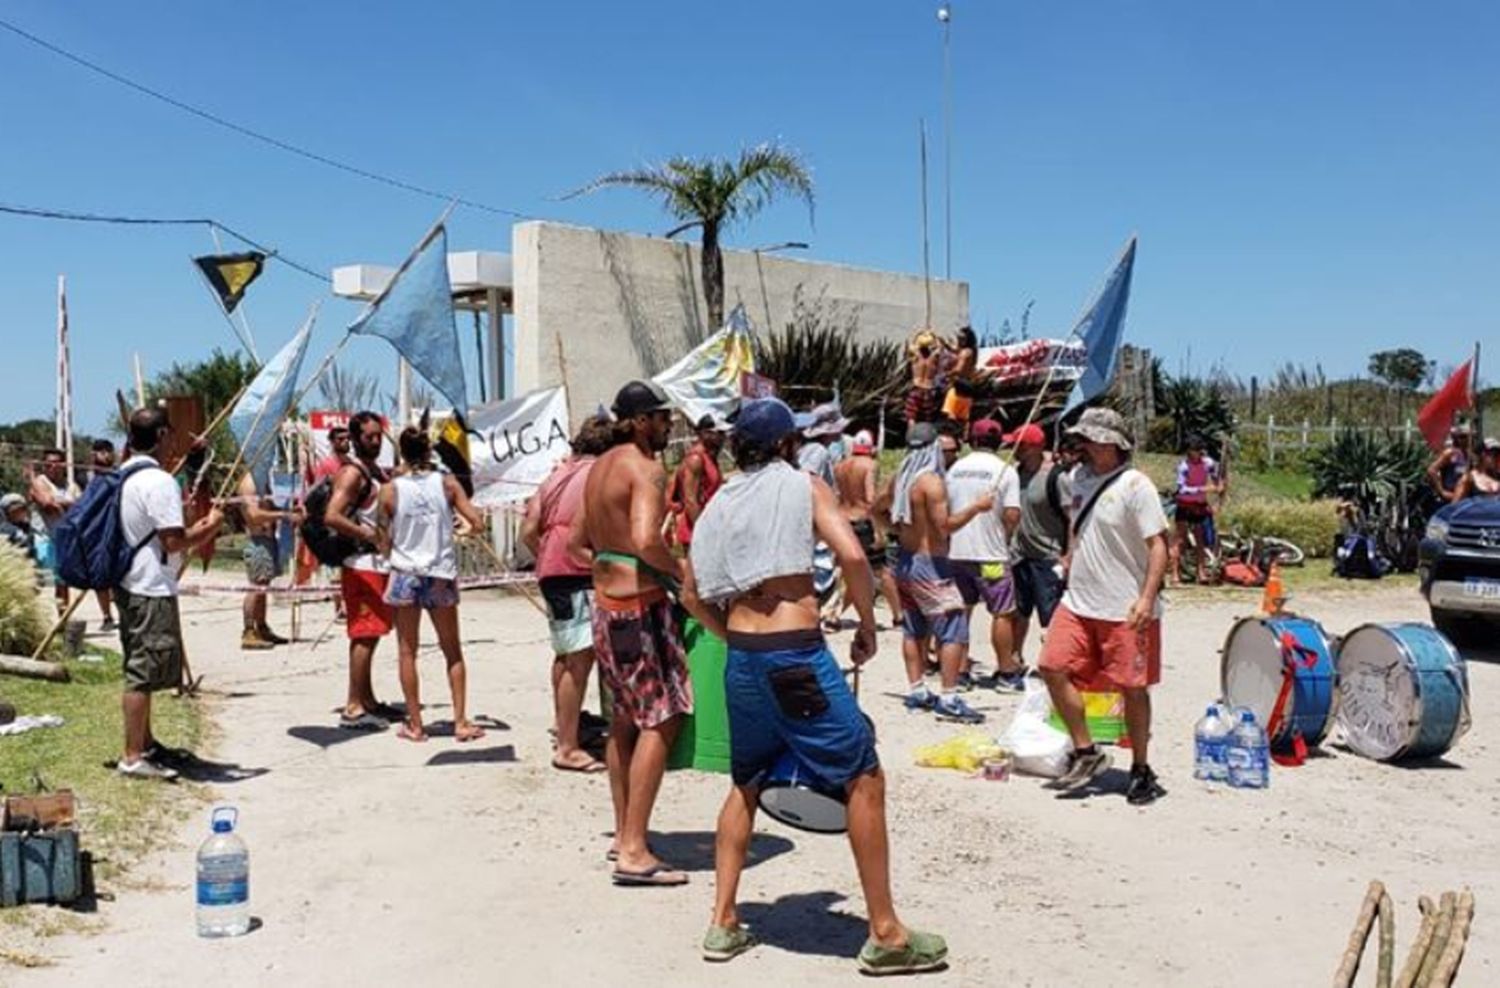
1039;408;1169;805
326;411;398;730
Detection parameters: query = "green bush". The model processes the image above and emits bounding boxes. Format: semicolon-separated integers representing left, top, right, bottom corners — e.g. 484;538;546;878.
1220;499;1341;559
0;543;51;656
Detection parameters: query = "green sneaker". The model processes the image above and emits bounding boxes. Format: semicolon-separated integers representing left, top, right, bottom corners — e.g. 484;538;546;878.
702;925;757;963
857;930;949;976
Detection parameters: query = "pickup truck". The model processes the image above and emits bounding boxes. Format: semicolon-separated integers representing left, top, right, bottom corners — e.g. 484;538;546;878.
1419;496;1500;641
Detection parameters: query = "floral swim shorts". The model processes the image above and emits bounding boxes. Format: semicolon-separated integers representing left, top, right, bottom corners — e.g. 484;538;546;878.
384;572;460;610
590;589;694;731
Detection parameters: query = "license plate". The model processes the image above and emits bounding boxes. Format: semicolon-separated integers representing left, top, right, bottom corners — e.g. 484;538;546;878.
1463;578;1500;600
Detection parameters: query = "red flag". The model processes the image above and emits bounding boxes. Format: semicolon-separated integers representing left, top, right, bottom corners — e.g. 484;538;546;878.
1417;359;1474;451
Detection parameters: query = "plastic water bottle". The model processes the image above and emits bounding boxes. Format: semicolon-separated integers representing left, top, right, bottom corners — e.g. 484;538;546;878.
1226;709;1270;790
196;806;250;937
1193;705;1232;782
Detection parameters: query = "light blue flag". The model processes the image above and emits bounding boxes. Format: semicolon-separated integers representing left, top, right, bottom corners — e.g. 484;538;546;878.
348;224;468;415
1069;236;1138;408
229;318;312;493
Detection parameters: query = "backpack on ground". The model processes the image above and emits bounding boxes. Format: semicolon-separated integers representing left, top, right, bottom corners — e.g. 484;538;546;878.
299;465;375;567
51;461;162;590
1333;532;1389;580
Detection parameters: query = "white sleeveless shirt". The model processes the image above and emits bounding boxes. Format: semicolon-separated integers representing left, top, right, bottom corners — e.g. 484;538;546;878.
388;470;458;580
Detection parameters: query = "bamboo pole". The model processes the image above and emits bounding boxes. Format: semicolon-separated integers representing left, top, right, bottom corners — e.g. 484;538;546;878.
1397;897;1439;988
1377;887;1396;988
1428;889;1474;987
31;591;87;659
1334;880;1386;988
1414;892;1457;988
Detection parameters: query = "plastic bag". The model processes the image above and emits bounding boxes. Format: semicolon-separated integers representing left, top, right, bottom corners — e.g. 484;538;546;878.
914;732;1005;773
998;680;1072;778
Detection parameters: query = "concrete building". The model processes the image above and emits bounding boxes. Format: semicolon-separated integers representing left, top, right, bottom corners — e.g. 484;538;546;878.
336;221;969;422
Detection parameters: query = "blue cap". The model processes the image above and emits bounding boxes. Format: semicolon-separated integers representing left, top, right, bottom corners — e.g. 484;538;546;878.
733;398;797;447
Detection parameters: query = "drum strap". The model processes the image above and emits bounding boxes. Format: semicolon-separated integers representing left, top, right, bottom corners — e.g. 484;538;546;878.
1268;633;1320;767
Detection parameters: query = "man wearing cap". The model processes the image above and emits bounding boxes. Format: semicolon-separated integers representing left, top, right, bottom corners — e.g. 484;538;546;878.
879;423;993;724
0;493;36;563
667;414;726;549
572;380;693;886
1039;408;1169;805
1008;423;1071;661
683;397;949;975
796;402;847;486
946;419;1026;691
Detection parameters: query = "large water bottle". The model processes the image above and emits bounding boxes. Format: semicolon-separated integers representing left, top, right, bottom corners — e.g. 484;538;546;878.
1226;709;1270;789
1193;705;1232;782
196;806;250;937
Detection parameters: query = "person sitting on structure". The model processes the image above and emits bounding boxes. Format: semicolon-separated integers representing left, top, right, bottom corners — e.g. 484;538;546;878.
905;330;946;425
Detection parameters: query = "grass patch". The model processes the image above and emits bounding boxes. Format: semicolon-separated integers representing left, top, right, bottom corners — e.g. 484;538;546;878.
0;647;206;883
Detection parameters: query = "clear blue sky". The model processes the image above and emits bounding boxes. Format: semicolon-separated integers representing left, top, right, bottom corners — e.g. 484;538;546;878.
2;0;1496;432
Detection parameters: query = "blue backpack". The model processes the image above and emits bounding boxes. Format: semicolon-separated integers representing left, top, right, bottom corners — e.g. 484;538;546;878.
52;461;165;590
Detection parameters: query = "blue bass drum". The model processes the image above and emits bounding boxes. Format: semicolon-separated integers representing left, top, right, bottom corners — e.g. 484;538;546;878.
1221;615;1338;750
758;753;848;834
1336;623;1471;761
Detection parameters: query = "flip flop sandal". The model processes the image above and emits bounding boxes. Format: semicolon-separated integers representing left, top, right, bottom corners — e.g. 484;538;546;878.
455;725;487;743
396;724;429;743
339;712;388;732
606;842;655;862
611;864;688;887
554;756;607;774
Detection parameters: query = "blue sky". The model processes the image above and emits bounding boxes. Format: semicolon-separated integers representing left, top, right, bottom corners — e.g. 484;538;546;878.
2;0;1496;432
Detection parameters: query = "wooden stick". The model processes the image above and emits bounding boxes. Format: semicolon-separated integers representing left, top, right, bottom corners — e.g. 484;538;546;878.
31;592;87;659
1428;889;1474;987
1415;892;1457;988
0;654;70;683
1377;887;1396;988
1334;881;1386;988
1397;897;1439;988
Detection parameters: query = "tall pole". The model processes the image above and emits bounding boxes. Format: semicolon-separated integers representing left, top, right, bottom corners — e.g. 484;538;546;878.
398;357;413;426
56;274;74;490
1474;341;1484;438
919;119;933;327
939;2;953;281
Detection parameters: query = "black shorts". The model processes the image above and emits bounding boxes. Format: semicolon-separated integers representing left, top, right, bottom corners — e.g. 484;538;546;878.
117;588;183;693
1012;558;1064;627
850;519;885;571
1175;501;1213;525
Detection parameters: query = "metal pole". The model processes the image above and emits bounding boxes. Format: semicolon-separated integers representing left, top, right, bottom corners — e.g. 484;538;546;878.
919;119;933;327
486;288;503;403
940;2;953;281
398;358;412;426
1473;341;1484;438
472;310;486;405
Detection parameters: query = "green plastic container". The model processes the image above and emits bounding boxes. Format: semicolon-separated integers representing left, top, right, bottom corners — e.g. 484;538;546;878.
668;618;732;774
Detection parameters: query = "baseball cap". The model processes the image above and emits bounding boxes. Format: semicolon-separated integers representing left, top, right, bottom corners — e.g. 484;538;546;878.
971;419;1004;443
907;422;939;448
612;380;672;419
731;398;797;447
851;429;875;455
1004;423;1046;446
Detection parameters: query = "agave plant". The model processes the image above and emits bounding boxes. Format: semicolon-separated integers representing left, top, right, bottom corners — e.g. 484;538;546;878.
1310;430;1428;509
1157;374;1236;457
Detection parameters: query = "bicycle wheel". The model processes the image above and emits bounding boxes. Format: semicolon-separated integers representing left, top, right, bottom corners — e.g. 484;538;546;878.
1260;537;1305;567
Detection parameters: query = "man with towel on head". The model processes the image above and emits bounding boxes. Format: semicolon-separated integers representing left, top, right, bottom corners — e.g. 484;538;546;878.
683;397;949;976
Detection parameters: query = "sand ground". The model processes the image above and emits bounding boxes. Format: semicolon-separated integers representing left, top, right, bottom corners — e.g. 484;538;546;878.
12;584;1497;987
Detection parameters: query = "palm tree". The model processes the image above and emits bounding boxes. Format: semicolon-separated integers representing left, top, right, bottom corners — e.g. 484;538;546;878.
568;143;814;331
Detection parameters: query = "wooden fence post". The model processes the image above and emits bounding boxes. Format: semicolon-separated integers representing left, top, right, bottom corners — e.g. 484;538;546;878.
1267;414;1276;468
1302;419;1310;447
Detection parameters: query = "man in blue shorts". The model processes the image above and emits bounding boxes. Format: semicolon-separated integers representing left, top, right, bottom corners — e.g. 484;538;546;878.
683;398;948;977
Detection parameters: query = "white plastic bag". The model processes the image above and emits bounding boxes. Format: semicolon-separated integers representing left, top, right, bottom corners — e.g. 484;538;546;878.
998;680;1072;778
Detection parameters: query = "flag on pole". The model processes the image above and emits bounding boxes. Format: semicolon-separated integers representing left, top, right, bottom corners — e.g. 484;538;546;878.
56;275;74;490
1069;236;1138;408
194;252;266;314
229;321;313;492
653;304;757;425
1417;359;1475;452
348;223;469;416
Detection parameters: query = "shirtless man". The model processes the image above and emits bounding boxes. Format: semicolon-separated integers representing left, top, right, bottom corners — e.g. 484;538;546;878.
833;430;903;624
572;380;694;886
878;425;991;724
29;448;79;614
905;331;944;425
683;398;948;975
237;472;296;649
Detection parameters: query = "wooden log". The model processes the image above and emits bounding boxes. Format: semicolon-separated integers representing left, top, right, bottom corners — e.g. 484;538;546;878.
0;654;70;683
1335;880;1386;988
1415;892;1457;988
1396;897;1439;988
1429;889;1474;987
1378;888;1396;988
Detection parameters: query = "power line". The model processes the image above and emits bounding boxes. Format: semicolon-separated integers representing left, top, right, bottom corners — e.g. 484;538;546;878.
0;201;330;282
0;16;529;219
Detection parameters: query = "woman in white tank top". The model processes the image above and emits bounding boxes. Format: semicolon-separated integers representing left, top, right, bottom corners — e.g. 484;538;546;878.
377;427;487;743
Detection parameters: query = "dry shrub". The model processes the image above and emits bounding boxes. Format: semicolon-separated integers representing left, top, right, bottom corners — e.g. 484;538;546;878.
0;543;50;655
1221;499;1342;559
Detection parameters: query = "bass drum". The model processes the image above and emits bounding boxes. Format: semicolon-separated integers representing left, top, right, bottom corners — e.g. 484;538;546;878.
1336;623;1470;761
758;712;875;835
1221;615;1338;749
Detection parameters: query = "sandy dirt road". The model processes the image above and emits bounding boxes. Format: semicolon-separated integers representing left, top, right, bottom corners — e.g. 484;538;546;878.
14;584;1497;987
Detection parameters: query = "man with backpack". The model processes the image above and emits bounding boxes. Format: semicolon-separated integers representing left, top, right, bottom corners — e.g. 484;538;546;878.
115;408;223;780
1009;424;1070;663
323;411;397;730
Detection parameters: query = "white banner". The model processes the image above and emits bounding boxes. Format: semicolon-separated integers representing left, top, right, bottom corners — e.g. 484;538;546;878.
468;386;572;507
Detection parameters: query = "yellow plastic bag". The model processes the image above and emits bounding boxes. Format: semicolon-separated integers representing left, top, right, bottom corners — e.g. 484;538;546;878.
915;733;1005;773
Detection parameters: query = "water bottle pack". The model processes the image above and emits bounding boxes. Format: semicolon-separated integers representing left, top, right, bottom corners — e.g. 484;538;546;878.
1197;704;1269;790
1193;704;1232;782
197;806;250;938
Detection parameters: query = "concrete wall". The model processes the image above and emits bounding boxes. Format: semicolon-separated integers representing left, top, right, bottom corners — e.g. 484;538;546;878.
511;221;968;423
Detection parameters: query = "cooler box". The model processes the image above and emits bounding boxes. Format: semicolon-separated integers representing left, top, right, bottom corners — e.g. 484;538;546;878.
1048;691;1126;745
668;618;732;773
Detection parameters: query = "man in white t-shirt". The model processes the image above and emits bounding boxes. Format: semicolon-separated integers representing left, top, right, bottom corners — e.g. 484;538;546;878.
1038;408;1169;806
116;407;223;781
946;419;1026;692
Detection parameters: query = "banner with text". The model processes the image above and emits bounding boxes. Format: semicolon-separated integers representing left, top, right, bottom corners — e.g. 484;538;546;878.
468;386;572;507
